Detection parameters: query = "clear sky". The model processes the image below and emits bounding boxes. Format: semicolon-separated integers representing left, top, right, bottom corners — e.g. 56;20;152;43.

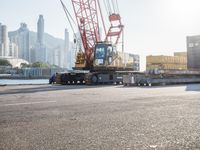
1;0;200;70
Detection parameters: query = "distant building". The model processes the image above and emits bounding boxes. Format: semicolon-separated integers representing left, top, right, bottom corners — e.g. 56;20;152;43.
35;43;46;62
8;16;65;67
9;23;30;61
0;24;9;57
46;46;62;67
37;15;44;45
30;47;36;63
9;42;19;58
35;15;46;62
1;25;9;56
187;35;200;70
54;47;61;67
46;46;61;67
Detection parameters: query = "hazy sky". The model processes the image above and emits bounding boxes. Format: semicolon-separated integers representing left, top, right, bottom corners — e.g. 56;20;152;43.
1;0;200;70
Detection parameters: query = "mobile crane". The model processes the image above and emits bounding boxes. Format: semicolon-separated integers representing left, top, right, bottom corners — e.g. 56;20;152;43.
56;0;134;85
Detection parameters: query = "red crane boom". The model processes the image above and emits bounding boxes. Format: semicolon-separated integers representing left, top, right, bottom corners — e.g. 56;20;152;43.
71;0;101;67
71;0;123;69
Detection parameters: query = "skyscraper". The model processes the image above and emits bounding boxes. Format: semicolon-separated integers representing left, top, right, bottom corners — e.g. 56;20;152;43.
0;24;9;57
37;15;44;45
2;25;9;56
35;15;46;62
9;42;18;58
9;23;30;61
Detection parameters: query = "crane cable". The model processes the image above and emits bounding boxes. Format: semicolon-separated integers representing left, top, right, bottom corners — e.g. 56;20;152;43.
115;0;120;14
111;0;116;13
103;0;109;16
104;0;119;14
60;0;77;38
106;0;112;15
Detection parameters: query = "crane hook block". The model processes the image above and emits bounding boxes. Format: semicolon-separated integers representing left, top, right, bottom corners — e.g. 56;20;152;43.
109;14;121;22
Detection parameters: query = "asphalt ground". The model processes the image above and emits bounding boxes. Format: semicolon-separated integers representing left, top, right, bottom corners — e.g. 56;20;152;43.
0;84;200;150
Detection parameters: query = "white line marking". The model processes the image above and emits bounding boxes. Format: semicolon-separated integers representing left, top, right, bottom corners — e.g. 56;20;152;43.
1;101;57;106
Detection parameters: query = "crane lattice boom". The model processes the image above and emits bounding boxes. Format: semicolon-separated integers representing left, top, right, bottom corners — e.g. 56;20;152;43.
72;0;101;67
61;0;124;69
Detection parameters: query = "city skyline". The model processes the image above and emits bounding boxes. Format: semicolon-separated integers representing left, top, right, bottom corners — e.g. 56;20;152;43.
1;0;200;50
0;14;74;69
2;0;200;70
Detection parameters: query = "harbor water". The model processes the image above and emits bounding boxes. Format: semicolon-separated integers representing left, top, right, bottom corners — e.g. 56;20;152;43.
0;79;49;85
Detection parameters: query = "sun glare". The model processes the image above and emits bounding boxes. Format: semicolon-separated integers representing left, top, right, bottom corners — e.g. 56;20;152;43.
168;0;200;18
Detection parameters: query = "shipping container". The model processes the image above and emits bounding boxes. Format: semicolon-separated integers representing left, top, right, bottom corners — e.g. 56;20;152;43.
146;55;187;71
174;52;187;57
147;56;187;64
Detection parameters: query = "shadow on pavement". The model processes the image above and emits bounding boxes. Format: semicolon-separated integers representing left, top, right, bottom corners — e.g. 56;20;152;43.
0;85;112;95
185;84;200;92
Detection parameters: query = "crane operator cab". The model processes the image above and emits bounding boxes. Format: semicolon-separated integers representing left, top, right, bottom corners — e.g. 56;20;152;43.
94;43;117;67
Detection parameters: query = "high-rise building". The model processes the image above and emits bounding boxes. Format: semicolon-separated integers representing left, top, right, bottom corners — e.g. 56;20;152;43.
35;15;46;62
30;47;36;63
0;24;9;57
1;25;7;52
35;43;46;62
49;46;61;67
9;42;19;58
37;15;44;45
9;23;30;61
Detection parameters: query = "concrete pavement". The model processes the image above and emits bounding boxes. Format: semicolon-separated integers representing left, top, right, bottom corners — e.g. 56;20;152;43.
0;84;200;149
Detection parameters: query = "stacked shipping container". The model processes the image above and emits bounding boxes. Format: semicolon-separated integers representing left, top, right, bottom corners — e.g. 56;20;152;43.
146;53;187;71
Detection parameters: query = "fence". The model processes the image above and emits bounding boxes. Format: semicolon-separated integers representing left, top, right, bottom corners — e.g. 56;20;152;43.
21;68;66;78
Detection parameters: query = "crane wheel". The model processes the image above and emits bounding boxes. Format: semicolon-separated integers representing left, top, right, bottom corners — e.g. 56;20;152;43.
91;75;98;85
